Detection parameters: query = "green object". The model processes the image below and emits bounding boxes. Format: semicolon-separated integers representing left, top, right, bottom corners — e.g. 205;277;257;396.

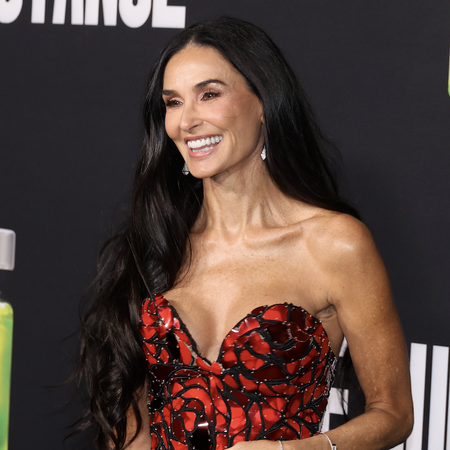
0;301;13;450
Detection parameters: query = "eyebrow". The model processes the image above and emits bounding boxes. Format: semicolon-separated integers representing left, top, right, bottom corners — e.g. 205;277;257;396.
162;79;226;96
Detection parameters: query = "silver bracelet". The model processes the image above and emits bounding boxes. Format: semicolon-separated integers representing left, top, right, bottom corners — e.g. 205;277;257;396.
277;440;284;450
320;432;337;450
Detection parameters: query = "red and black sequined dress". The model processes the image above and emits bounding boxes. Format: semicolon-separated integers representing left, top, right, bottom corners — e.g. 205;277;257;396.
140;294;336;450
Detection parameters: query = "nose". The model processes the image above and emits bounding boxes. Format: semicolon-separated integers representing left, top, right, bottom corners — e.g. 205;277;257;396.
179;100;202;132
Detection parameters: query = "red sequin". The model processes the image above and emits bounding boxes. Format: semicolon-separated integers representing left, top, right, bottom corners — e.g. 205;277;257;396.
140;295;336;450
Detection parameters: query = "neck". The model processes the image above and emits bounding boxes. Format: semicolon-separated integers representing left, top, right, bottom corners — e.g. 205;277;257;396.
194;159;293;239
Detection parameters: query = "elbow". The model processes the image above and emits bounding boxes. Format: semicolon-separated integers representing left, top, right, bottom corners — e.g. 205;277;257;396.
395;403;414;443
369;399;414;444
402;409;414;441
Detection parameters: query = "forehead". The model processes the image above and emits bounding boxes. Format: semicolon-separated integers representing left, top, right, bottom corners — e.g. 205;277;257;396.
163;46;244;88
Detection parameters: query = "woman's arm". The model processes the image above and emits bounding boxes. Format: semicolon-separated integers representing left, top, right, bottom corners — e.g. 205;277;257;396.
232;214;413;450
318;215;413;449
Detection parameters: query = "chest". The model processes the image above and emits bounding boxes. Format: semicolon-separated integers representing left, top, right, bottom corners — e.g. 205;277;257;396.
180;234;322;300
164;244;329;361
165;264;326;359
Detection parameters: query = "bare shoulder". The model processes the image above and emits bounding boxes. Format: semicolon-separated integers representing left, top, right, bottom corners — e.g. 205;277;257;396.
297;209;393;319
297;209;390;307
301;210;377;264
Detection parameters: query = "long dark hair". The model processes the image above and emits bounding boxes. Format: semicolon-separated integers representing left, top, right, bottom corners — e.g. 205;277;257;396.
78;17;359;449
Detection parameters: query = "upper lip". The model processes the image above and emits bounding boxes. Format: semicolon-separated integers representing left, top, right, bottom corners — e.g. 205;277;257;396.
184;134;222;144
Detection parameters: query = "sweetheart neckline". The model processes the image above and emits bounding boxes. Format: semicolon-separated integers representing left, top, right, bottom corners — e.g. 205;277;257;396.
150;294;336;365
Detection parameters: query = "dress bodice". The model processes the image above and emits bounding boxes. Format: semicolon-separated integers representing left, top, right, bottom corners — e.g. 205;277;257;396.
140;294;336;450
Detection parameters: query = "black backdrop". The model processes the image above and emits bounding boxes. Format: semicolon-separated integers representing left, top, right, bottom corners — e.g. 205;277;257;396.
1;1;449;449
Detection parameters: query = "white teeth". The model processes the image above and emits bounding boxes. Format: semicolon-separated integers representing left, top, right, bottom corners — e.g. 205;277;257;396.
192;145;215;152
187;135;222;149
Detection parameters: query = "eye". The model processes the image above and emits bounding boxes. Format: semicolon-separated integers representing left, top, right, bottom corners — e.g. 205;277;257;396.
201;91;219;100
164;98;182;108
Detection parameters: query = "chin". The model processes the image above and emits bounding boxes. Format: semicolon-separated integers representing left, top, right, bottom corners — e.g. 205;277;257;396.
188;165;225;180
190;171;216;180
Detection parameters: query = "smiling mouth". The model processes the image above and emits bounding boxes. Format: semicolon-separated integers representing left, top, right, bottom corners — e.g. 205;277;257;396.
187;135;223;152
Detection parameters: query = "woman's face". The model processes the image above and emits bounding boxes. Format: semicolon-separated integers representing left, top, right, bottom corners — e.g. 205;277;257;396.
162;45;264;179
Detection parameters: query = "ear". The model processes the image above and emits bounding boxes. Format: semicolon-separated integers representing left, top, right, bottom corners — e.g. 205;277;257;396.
258;100;264;124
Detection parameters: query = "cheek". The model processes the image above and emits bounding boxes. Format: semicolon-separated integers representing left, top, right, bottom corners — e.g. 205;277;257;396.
206;101;236;122
164;112;178;140
227;100;263;137
206;91;250;120
211;95;262;132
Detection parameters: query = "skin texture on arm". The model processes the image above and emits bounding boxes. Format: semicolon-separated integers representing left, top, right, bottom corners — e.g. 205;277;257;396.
229;214;413;450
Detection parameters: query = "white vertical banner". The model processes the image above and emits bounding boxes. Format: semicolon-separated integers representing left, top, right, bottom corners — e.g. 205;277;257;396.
321;387;348;432
406;343;427;450
85;0;100;25
52;0;66;24
31;0;46;23
446;365;450;450
152;0;185;29
71;0;84;24
427;345;449;450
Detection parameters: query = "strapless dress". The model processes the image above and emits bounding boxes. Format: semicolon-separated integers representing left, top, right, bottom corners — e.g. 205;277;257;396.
140;294;336;450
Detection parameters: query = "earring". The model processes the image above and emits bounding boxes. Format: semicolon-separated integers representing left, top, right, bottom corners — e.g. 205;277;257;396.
182;162;189;175
261;146;267;161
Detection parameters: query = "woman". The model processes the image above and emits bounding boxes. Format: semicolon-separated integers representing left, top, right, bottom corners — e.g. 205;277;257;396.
79;17;413;450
